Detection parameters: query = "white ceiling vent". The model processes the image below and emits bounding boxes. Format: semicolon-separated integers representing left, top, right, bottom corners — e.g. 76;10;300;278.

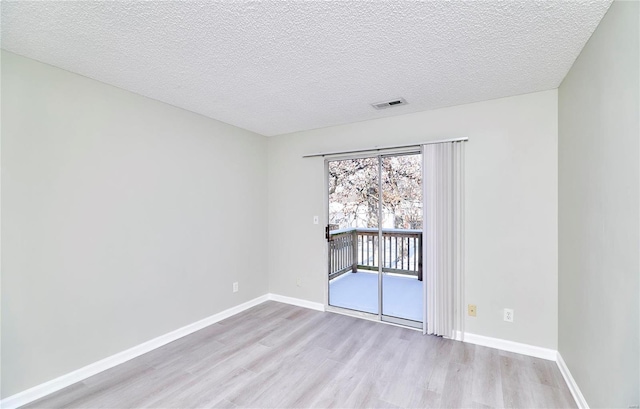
371;98;408;110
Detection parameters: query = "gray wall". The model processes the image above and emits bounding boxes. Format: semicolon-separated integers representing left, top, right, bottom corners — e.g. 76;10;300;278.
558;1;640;407
1;51;269;398
267;90;559;349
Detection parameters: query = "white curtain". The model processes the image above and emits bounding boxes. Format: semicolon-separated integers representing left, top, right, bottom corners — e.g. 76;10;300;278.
422;142;465;338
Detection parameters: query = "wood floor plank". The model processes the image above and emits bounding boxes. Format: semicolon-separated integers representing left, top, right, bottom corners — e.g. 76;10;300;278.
503;385;536;409
23;303;577;409
231;357;315;408
522;355;561;388
146;338;227;372
344;376;399;409
246;313;332;373
279;358;344;408
451;338;476;365
308;313;358;351
425;336;455;394
209;398;237;409
378;337;420;408
281;305;317;321
402;385;441;409
308;359;362;409
499;354;529;391
437;361;475;408
530;382;578;409
181;315;296;375
326;316;378;363
142;366;255;408
471;345;504;408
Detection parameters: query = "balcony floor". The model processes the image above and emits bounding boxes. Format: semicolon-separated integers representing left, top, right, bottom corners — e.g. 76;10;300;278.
329;271;423;322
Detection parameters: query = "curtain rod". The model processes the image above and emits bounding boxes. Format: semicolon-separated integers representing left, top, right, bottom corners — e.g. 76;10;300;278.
302;137;468;158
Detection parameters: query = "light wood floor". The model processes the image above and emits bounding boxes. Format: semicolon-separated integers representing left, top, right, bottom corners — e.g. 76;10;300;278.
25;301;576;409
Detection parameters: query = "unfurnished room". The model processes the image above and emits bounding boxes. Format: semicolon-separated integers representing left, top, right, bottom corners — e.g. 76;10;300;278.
1;1;639;408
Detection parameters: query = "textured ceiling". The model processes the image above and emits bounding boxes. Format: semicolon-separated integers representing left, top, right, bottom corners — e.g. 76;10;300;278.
1;1;612;136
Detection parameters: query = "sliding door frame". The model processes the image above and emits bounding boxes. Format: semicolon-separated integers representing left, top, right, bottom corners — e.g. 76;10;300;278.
324;148;423;329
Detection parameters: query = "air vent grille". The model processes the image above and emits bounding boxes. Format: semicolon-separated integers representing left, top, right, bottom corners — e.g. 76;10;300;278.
371;98;407;110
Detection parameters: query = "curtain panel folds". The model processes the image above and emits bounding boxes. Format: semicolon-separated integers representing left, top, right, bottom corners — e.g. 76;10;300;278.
422;142;465;338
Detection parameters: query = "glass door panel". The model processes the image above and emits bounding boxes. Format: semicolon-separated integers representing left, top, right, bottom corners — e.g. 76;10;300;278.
327;157;380;315
380;154;423;325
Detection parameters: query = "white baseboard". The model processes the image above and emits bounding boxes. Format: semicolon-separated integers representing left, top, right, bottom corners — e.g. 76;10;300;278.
0;294;269;409
462;332;558;361
267;293;325;312
556;352;589;409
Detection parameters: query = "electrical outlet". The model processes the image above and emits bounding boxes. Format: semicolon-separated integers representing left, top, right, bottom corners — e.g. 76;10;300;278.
233;282;238;293
296;277;302;287
504;308;514;322
313;216;319;225
468;304;477;317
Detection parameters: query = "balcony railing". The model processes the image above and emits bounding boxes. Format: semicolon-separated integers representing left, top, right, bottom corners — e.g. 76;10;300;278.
329;227;422;281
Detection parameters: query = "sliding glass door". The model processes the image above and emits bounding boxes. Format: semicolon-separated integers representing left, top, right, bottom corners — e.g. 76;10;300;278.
326;153;423;328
